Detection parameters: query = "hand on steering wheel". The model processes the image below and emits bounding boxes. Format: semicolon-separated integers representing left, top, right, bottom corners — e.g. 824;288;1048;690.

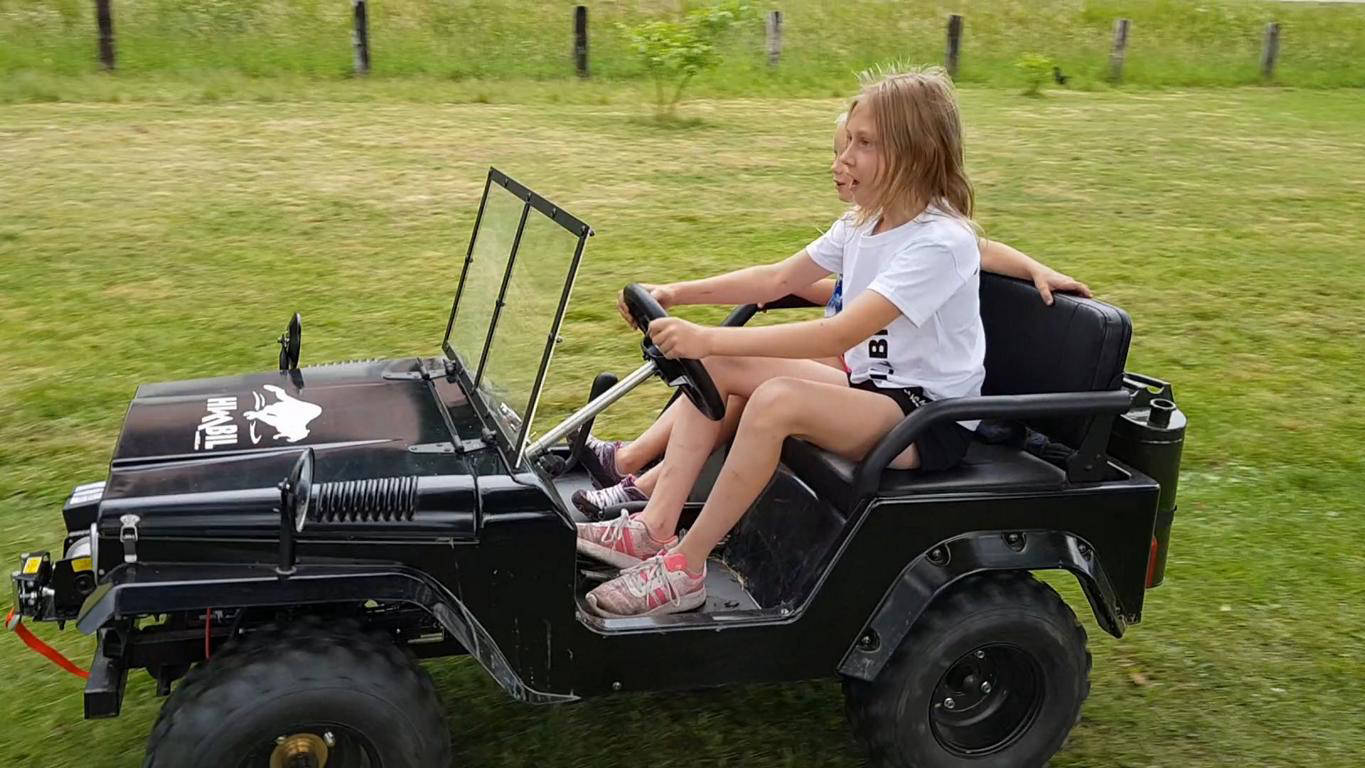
646;317;711;360
622;283;726;421
617;283;676;329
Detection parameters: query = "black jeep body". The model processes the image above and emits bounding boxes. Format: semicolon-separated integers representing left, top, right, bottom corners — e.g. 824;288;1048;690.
11;170;1184;767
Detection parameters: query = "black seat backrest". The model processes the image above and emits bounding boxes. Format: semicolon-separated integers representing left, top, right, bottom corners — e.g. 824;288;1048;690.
979;273;1132;447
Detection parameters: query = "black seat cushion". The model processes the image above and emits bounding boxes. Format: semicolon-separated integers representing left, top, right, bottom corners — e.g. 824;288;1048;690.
980;273;1132;447
782;437;1067;514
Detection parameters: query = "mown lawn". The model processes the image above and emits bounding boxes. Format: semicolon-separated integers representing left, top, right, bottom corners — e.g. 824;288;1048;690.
0;86;1362;766
2;0;1365;94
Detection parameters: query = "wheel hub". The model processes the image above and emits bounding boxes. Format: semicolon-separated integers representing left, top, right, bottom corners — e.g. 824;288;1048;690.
270;732;329;768
929;644;1044;757
935;648;999;714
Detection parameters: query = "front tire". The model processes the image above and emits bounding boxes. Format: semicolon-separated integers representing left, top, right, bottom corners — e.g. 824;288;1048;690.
844;571;1090;768
144;617;451;768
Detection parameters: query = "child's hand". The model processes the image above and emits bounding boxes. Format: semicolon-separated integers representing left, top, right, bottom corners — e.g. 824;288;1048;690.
647;317;711;359
1031;268;1092;305
617;284;677;329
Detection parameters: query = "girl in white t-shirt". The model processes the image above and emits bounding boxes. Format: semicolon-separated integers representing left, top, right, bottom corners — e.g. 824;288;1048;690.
578;69;1068;617
572;114;1088;517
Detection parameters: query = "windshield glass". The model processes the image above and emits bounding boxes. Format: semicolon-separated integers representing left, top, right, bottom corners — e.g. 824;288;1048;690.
445;182;525;375
444;170;590;463
479;208;585;456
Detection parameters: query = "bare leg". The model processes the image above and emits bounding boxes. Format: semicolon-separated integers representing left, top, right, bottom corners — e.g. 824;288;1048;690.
613;401;678;476
675;377;915;570
638;358;848;544
633;394;746;496
617;394;746;476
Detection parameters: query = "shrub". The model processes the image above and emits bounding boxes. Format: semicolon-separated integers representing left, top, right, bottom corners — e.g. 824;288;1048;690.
1015;52;1054;96
625;0;752;118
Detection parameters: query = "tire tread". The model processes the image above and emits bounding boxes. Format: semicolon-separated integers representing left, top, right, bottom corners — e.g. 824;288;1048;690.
142;615;449;768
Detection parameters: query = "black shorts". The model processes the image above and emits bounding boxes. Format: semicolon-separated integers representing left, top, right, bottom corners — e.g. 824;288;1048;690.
849;378;973;472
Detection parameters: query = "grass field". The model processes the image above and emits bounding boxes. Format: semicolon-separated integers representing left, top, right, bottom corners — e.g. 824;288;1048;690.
1;85;1364;765
3;0;1365;99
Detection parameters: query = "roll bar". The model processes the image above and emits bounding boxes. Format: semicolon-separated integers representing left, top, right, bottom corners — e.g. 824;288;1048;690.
851;390;1134;498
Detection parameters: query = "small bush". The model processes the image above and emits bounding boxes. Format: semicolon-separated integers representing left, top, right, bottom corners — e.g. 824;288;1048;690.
1015;52;1054;96
625;0;752;119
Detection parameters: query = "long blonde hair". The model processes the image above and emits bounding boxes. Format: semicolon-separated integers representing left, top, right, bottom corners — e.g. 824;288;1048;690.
846;67;975;229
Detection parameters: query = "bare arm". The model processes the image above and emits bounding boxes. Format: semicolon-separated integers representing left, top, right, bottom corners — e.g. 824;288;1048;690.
979;238;1091;305
979;238;1043;280
790;277;838;307
620;250;832;326
651;290;900;361
668;250;831;307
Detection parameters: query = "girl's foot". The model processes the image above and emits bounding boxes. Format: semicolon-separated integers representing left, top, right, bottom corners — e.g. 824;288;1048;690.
575;511;675;570
571;475;648;519
579;434;627;488
585;553;707;618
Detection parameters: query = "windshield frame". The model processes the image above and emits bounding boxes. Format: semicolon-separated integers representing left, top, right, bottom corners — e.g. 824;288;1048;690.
442;167;592;465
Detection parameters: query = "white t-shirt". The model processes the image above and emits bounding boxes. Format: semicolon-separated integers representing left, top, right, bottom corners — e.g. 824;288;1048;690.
806;207;986;410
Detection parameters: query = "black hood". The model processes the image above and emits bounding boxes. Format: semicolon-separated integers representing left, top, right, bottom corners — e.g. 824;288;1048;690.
98;359;481;539
113;359;448;463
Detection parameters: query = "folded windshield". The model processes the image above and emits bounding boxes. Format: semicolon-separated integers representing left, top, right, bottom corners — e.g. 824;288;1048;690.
443;169;591;463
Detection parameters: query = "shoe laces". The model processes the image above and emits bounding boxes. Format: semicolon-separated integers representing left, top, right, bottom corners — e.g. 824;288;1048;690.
597;510;636;548
626;556;684;608
588;435;616;462
587;482;635;510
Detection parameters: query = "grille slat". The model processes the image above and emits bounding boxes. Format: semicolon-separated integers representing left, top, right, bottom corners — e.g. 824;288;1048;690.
311;475;419;523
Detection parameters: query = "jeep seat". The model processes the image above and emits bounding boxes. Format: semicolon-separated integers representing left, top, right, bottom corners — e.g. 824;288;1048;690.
782;273;1132;514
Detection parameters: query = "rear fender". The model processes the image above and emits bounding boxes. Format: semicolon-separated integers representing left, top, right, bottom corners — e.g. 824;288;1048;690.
839;529;1124;682
77;563;573;705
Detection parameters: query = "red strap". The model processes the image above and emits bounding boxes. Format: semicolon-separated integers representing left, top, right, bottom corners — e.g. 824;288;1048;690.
6;608;89;680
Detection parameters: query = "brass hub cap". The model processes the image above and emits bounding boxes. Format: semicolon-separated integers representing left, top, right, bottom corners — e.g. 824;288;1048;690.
269;733;330;768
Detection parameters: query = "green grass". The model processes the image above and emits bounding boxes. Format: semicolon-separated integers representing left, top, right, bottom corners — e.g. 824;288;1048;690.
2;0;1365;101
2;85;1364;765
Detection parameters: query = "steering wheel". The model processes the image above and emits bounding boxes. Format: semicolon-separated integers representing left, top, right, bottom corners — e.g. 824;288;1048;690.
622;284;726;421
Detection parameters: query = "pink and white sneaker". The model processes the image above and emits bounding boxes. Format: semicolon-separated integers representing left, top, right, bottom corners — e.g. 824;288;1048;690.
586;552;707;618
575;511;676;570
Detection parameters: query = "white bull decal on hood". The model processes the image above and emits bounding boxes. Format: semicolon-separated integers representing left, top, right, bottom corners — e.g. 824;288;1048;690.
245;385;322;444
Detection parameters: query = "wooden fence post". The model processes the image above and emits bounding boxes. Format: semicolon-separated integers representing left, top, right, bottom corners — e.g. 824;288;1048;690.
1261;22;1281;80
95;0;115;71
766;10;783;67
352;0;371;76
945;14;963;78
1109;18;1131;83
574;5;589;78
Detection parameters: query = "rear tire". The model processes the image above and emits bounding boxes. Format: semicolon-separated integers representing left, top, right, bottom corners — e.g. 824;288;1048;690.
143;617;451;768
844;571;1090;768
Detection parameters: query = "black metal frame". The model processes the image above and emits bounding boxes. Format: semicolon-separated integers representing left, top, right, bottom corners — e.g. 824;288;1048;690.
442;172;492;361
440;167;593;464
852;390;1133;499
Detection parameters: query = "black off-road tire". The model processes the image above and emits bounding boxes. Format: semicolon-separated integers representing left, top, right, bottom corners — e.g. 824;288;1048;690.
844;571;1090;768
143;616;451;768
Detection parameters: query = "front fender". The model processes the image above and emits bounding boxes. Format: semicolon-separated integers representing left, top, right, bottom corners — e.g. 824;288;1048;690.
839;529;1125;682
78;562;573;704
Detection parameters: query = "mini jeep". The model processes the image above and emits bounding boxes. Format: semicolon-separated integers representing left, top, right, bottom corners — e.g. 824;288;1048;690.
10;169;1185;768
